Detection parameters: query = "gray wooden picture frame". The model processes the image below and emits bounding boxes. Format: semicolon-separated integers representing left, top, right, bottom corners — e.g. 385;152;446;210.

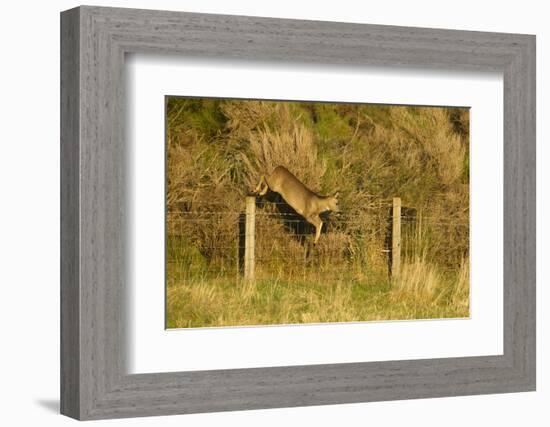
60;5;536;420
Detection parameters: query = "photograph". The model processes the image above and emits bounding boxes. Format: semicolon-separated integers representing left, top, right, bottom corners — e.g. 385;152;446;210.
1;0;541;423
165;97;470;328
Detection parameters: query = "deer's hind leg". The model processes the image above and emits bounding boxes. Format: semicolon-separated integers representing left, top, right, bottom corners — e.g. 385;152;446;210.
254;175;269;196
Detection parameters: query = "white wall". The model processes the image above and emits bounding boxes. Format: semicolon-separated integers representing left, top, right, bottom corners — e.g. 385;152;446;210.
0;0;546;425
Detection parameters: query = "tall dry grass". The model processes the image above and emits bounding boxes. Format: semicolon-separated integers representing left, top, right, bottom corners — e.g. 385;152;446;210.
241;122;327;192
391;254;469;311
389;107;465;186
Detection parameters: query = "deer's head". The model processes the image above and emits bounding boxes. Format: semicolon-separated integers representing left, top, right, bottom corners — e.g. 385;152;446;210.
326;191;340;213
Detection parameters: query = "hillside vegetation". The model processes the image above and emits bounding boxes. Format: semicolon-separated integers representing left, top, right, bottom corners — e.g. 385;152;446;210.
166;98;470;328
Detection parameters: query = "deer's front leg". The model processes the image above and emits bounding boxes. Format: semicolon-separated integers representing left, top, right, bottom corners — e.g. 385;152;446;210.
307;216;323;245
314;222;323;245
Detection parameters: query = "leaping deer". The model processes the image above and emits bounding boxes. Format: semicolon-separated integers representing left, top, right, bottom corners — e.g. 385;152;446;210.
253;166;340;245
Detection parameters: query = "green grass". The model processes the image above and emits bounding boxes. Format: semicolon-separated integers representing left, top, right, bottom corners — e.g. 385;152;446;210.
166;261;469;328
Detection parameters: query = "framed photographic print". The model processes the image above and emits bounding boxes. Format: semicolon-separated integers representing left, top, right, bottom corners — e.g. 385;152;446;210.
61;5;536;420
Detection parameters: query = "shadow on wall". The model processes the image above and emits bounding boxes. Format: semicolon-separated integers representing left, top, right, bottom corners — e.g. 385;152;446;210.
35;399;59;414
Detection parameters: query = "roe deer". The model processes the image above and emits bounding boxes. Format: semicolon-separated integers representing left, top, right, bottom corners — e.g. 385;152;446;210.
253;166;340;245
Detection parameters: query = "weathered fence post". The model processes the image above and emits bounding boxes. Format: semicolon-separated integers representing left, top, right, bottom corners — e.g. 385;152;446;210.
391;197;402;279
244;196;256;281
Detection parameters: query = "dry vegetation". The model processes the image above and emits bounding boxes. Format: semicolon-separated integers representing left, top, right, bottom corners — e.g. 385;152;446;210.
166;98;470;328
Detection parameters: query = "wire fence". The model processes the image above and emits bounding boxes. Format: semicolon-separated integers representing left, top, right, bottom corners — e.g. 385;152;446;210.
166;198;469;285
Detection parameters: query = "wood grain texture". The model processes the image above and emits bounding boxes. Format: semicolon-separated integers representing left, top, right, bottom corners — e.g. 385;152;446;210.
60;5;536;420
60;7;80;419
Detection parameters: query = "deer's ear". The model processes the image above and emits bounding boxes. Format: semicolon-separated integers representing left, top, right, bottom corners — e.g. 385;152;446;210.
333;191;340;198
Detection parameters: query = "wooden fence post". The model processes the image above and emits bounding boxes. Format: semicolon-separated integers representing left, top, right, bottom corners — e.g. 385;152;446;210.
391;197;401;279
244;196;256;281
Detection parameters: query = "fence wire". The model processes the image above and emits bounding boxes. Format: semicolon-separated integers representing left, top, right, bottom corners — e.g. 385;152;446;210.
166;198;469;286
